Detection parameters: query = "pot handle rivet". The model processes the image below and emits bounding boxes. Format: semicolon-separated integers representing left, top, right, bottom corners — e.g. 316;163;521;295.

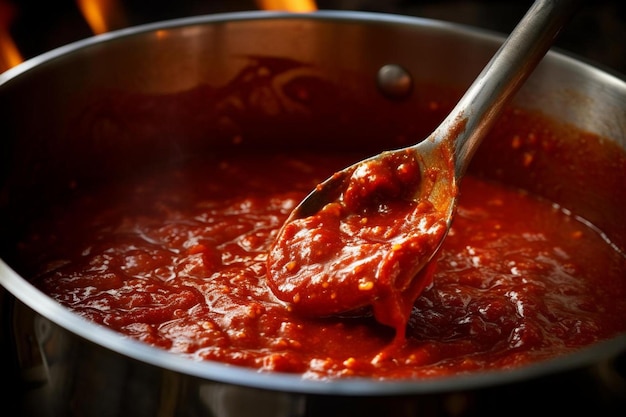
376;64;413;100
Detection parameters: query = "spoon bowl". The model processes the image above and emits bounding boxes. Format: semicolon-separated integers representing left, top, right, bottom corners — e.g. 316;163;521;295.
267;0;582;332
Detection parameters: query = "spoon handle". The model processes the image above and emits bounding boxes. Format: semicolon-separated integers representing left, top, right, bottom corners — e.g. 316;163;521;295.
434;0;583;178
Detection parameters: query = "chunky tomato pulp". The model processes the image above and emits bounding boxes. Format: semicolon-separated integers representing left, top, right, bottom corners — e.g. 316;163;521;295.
267;149;448;342
16;118;626;380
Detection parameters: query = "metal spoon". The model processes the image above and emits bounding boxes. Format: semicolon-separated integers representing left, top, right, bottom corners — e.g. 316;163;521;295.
267;0;582;323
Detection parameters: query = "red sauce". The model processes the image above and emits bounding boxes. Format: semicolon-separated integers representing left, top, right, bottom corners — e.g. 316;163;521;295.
16;141;626;379
266;149;448;343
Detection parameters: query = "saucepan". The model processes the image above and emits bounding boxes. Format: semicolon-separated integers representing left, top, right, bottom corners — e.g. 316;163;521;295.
0;10;625;416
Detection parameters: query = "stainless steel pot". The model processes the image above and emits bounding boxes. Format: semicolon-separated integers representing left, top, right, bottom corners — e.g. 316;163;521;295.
1;10;625;416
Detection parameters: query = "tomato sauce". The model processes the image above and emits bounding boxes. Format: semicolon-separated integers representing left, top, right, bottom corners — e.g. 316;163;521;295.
15;134;626;380
267;149;448;342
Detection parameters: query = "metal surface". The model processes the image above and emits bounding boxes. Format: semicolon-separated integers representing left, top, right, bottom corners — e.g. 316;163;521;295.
442;0;582;177
0;10;625;416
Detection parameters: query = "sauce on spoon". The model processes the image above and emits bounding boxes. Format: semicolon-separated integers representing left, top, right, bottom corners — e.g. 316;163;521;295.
267;150;449;340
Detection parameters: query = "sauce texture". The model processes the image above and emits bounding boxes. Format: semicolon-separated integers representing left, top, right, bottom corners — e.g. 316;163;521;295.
267;149;447;342
16;142;626;379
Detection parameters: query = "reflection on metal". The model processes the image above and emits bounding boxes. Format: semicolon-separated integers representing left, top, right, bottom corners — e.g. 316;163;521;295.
377;64;413;100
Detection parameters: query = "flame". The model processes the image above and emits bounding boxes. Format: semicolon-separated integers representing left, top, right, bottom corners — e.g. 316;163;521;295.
0;0;22;72
256;0;317;12
76;0;128;35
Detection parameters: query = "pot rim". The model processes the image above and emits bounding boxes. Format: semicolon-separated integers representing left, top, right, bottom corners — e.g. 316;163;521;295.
1;10;625;396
